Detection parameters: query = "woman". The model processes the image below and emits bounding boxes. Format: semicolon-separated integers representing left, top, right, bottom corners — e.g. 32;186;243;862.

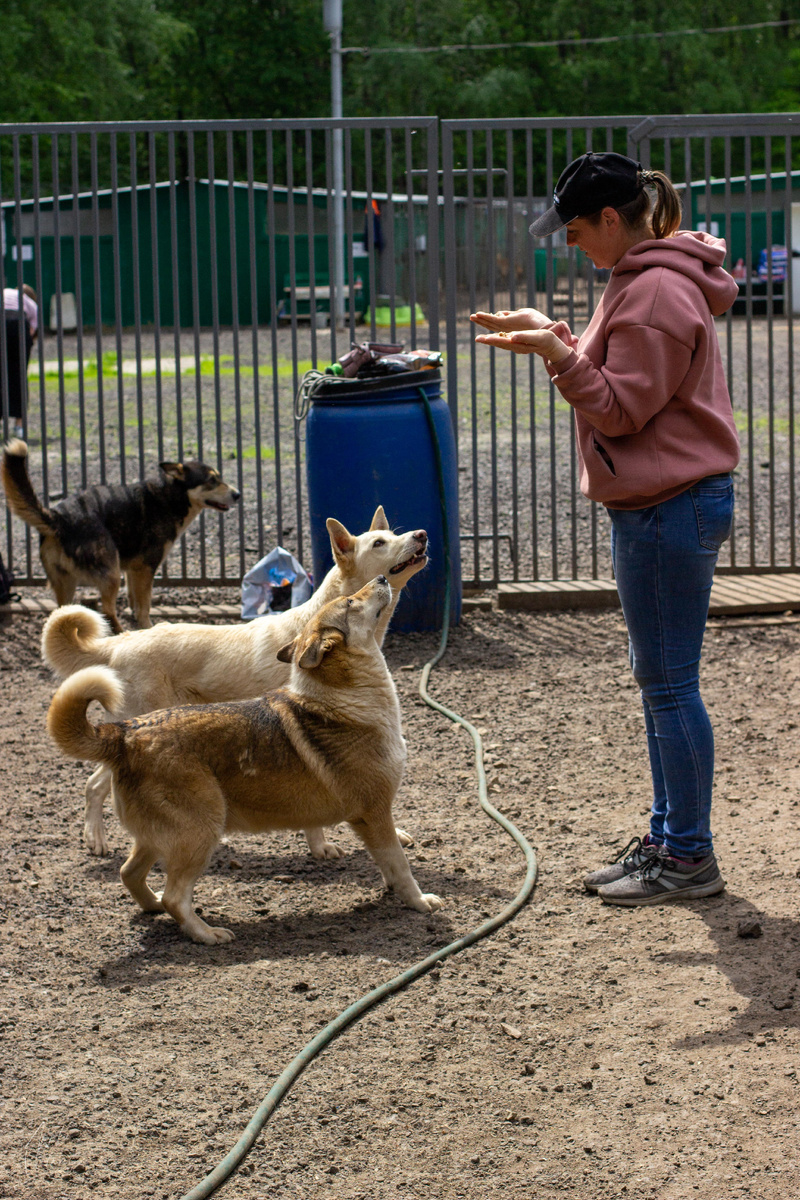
472;151;739;907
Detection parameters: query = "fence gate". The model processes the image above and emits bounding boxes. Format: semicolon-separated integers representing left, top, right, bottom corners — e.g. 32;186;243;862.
0;116;440;587
442;113;799;588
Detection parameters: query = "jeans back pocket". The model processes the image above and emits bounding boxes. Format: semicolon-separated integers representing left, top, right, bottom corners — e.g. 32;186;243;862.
690;476;734;551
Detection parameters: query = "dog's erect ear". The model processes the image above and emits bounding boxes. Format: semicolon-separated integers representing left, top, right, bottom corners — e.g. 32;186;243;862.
160;461;186;481
327;518;355;560
369;505;390;531
276;640;295;664
297;629;344;670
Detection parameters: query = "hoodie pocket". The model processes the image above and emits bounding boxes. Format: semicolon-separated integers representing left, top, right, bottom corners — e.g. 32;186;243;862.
593;437;616;476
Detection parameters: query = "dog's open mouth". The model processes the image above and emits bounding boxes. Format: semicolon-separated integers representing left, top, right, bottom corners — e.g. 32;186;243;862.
205;500;231;511
389;550;428;575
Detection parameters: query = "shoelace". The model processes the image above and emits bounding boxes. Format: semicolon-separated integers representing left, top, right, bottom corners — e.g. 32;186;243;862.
636;848;674;881
613;836;644;865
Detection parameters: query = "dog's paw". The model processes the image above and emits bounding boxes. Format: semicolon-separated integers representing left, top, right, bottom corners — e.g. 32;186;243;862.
395;827;414;848
189;923;235;945
84;825;111;856
314;841;344;861
419;893;444;913
304;827;344;860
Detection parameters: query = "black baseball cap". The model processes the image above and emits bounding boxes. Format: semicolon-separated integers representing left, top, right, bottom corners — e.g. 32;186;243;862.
529;152;643;237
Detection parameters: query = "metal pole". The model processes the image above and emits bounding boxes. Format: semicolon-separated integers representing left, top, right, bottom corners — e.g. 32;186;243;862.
323;0;345;327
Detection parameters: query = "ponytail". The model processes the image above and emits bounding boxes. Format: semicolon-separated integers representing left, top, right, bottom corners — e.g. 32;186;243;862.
638;169;682;239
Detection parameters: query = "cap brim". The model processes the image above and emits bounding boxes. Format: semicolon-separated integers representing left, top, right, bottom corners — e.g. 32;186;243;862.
528;206;570;237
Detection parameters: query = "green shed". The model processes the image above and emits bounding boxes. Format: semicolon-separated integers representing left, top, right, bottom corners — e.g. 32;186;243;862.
1;180;388;330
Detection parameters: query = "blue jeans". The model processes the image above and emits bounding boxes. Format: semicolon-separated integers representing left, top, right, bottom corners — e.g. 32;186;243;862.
608;474;734;859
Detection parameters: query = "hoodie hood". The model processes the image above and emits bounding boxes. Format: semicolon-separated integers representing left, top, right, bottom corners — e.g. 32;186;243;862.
613;231;738;317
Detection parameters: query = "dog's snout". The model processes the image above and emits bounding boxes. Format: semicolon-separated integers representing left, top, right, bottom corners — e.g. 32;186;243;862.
414;529;426;542
376;575;388;586
230;489;241;502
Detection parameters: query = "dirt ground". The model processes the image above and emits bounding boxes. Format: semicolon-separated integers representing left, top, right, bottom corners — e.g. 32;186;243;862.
1;590;800;1200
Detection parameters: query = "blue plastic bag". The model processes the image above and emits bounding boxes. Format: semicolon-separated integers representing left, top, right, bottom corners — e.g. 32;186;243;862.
240;547;313;620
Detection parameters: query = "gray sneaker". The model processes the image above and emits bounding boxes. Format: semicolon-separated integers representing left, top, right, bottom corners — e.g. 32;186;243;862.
597;848;725;907
583;836;660;893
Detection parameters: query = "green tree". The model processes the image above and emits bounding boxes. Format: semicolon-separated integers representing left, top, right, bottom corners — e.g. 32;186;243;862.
0;0;189;123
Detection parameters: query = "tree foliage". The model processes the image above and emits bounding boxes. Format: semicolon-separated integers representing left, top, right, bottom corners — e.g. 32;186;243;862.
0;0;796;124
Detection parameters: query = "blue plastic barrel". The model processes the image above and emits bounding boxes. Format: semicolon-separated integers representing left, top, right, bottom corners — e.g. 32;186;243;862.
305;369;461;633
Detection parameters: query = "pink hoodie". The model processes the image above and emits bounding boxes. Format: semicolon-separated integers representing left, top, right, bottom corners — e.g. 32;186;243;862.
546;231;740;509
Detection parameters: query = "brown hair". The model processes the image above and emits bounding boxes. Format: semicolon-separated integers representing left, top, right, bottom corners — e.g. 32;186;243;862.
585;169;683;240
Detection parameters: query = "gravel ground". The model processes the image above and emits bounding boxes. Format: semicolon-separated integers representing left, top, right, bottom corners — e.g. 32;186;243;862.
2;596;800;1199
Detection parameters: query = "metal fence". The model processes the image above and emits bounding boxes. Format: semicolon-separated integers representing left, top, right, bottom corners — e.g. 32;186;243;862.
0;117;440;586
2;113;799;592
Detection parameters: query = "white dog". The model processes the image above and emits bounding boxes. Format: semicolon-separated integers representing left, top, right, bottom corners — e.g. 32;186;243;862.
42;507;427;857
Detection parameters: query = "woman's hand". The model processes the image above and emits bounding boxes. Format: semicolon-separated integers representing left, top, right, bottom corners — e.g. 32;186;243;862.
474;328;572;364
469;307;551;333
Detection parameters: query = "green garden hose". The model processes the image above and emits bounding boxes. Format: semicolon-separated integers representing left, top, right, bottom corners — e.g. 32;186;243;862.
179;385;539;1200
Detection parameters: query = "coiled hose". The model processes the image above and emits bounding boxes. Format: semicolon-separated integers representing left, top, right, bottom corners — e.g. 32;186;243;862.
179;385;539;1200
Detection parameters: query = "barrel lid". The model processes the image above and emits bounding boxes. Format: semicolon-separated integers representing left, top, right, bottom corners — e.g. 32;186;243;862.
310;367;441;402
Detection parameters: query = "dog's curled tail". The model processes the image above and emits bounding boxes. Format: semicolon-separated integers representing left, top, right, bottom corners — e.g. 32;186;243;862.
42;605;115;680
47;666;126;764
2;439;53;535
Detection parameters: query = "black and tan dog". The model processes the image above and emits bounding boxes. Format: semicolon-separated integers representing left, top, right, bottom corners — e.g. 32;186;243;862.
1;439;239;631
47;577;443;944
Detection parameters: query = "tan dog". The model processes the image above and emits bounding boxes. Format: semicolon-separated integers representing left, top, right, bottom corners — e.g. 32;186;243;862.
41;505;427;858
46;578;443;945
2;439;239;632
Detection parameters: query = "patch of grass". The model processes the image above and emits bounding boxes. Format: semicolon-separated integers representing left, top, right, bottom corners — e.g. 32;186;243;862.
241;445;277;461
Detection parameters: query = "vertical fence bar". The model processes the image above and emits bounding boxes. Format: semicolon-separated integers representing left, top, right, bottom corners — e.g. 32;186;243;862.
763;137;776;566
167;130;187;578
426;118;440;352
148;133;164;463
50;133;69;500
506;129;519;582
442;125;458;444
206;131;225;581
129;133;145;477
545;127;558;579
245;129;265;561
226;131;245;579
405;127;417;348
384;130;397;343
265;128;284;544
31;134;49;518
364;128;376;344
0;144;8;448
723;134;736;568
466;129;480;584
743;135;755;566
343;127;357;340
287;129;305;562
109;133;127;484
67;133;88;484
324;128;338;366
785;133;796;568
525;126;539;582
485;129;500;584
186;131;205;583
89;133;106;483
305;129;320;362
